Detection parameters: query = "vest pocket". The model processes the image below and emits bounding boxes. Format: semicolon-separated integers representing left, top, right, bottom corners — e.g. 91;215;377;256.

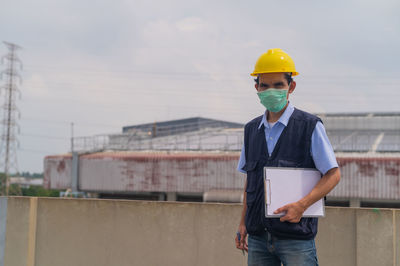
243;161;258;196
267;217;318;239
246;187;256;203
245;189;259;233
244;161;263;234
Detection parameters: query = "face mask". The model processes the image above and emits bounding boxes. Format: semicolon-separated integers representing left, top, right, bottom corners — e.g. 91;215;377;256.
257;88;288;112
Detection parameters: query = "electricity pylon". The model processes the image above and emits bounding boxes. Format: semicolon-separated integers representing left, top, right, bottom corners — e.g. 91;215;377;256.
0;42;22;195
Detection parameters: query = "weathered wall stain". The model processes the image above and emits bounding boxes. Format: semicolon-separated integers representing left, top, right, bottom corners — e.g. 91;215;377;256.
57;160;66;174
44;152;400;199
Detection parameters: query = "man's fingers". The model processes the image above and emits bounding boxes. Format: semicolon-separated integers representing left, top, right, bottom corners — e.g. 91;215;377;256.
276;203;304;223
235;235;245;249
274;205;288;214
238;233;247;250
240;237;245;248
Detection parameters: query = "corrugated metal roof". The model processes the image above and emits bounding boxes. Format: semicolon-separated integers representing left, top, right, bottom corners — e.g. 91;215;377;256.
79;151;243;193
122;117;244;135
73;117;400;153
44;152;400;200
331;156;400;200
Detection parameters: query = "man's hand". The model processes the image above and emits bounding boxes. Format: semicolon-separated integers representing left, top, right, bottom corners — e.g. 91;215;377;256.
235;223;248;252
274;201;306;223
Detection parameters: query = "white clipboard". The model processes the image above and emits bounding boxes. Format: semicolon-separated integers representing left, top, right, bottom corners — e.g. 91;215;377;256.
264;167;325;218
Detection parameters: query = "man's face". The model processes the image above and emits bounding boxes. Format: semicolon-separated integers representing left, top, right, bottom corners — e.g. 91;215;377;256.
255;72;292;92
254;72;296;114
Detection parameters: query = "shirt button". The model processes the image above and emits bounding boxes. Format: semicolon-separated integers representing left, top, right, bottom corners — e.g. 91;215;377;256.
269;137;273;140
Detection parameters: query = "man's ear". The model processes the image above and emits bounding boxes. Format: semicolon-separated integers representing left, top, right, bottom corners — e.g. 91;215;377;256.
255;83;258;91
289;81;296;94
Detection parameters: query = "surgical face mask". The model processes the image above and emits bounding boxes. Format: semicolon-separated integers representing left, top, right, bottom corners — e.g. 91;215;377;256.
257;88;288;112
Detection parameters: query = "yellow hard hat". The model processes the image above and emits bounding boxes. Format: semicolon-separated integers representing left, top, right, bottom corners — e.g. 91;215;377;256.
250;48;299;77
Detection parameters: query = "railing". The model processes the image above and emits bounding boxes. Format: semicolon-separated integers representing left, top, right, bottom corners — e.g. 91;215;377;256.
71;126;399;154
72;127;244;152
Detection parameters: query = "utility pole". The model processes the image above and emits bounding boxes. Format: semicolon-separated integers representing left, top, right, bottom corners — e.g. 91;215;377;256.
71;122;74;152
0;41;22;195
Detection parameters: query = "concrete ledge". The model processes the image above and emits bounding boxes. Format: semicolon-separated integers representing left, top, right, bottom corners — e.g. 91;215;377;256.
0;197;398;266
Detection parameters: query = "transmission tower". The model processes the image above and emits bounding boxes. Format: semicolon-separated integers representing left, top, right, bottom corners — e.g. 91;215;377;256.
0;41;22;195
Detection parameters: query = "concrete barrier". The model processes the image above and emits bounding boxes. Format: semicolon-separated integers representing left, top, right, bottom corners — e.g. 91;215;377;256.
0;197;398;266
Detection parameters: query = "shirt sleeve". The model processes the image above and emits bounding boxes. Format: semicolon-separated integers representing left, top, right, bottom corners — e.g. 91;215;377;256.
311;121;339;175
237;144;247;174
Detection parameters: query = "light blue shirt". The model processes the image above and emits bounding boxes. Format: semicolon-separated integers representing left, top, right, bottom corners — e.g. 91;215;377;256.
237;102;338;175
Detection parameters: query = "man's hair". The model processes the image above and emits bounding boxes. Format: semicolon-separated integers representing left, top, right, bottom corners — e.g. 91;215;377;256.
254;73;293;85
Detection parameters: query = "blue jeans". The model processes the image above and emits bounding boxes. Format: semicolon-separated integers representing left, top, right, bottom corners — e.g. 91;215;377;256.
248;230;319;266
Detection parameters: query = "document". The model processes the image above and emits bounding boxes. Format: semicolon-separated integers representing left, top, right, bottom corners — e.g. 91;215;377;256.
264;167;325;218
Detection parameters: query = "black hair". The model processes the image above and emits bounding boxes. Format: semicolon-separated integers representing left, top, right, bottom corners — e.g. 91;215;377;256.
254;73;293;85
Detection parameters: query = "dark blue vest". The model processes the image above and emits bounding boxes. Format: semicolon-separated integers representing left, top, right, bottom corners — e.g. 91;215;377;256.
243;108;322;240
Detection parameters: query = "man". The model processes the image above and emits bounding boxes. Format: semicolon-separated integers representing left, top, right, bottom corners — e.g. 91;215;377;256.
234;48;340;266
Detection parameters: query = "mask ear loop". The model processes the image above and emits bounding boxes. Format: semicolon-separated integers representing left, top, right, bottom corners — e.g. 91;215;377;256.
287;73;293;95
287;72;293;88
287;74;292;101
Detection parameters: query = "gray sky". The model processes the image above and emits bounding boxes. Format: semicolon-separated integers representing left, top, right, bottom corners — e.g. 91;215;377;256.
0;0;399;173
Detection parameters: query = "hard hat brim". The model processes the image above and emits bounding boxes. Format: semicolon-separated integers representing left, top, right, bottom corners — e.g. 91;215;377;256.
250;71;299;77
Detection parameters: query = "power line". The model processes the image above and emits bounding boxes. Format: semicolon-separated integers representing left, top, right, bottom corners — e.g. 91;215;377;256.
18;148;56;154
19;116;122;129
22;64;400;80
19;133;69;140
23;64;245;77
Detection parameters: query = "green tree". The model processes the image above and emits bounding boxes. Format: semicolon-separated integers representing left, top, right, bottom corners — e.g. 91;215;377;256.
0;173;6;195
20;186;60;197
8;184;22;196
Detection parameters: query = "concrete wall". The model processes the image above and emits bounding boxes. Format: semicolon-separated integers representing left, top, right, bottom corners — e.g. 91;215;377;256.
0;197;398;266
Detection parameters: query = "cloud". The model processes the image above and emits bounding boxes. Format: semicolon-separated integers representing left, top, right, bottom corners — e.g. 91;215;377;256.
0;0;399;172
176;17;207;32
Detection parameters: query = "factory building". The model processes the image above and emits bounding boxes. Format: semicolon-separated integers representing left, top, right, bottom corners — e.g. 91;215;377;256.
44;114;400;207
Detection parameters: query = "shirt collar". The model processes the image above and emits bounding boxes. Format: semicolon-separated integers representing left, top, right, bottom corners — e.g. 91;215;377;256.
258;102;295;130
